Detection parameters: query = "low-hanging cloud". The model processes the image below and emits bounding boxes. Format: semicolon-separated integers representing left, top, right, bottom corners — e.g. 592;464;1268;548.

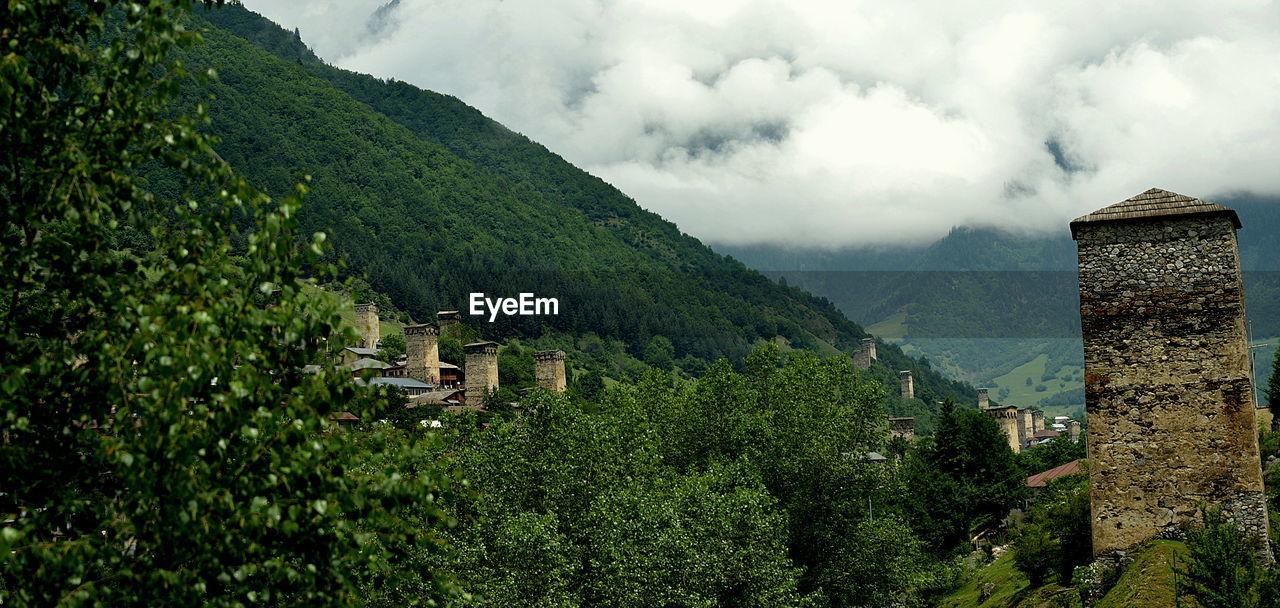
244;0;1280;248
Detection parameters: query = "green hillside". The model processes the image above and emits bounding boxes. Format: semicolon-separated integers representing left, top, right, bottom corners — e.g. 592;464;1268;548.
162;4;976;417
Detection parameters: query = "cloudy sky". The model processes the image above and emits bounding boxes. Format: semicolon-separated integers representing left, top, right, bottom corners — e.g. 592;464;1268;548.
244;0;1280;248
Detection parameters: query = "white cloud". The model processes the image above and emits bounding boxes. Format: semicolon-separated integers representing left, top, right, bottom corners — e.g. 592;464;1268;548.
244;0;1280;248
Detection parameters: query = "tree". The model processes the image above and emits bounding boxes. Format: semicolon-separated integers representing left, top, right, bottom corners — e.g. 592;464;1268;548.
901;399;1026;551
1011;524;1059;587
1176;506;1267;608
643;335;675;371
377;331;406;361
0;2;455;605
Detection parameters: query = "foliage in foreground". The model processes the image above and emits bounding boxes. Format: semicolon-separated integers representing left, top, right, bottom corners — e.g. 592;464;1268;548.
437;345;964;607
1;1;455;605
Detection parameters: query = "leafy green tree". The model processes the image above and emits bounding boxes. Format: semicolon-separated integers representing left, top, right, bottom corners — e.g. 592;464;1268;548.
642;335;675;371
1176;506;1266;608
0;2;455;605
377;331;406;361
1016;472;1090;586
1020;432;1086;474
901;399;1025;551
1012;525;1059;587
439;335;464;365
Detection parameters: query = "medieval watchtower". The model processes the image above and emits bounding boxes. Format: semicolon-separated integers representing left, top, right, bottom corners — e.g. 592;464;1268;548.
354;302;380;349
983;405;1022;453
465;341;500;405
854;338;877;369
404;324;440;386
1071;188;1268;560
534;349;567;393
898;371;914;400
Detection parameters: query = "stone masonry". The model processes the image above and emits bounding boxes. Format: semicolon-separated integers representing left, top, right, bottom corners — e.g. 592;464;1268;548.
899;371;914;400
404;323;440;386
1072;188;1269;561
977;388;989;409
465;341;500;405
888;417;916;443
854;338;877;369
355;302;380;349
983;405;1022;453
1031;410;1044;434
1018;408;1033;450
534;349;567;393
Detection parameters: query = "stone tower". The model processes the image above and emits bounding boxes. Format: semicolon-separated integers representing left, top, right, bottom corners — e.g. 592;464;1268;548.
983;405;1022;453
888;417;916;443
534;349;567;393
1069;420;1082;443
898;371;914;400
437;310;463;340
354;302;380;349
1071;188;1268;560
854;338;877;369
1018;408;1033;448
465;341;500;405
404;324;440;386
977;388;989;409
1031;410;1044;434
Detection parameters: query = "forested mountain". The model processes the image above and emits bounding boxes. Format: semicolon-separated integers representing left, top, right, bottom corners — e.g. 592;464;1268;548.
176;4;974;415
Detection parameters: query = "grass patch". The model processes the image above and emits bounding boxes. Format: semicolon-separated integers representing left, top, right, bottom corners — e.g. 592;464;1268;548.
867;310;908;340
1096;540;1187;608
992;354;1083;417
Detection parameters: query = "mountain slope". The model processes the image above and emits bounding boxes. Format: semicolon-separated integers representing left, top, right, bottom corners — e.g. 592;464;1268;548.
171;4;976;417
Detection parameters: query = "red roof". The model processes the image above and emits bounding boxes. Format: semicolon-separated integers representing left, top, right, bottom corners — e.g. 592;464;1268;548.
1031;429;1061;439
1026;459;1082;488
331;411;359;421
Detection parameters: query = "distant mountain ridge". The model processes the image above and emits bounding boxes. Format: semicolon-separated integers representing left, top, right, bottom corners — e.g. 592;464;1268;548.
718;195;1280;416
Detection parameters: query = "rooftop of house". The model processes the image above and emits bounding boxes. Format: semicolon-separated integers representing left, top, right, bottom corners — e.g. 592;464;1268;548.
1026;459;1082;488
365;377;433;389
343;357;390;371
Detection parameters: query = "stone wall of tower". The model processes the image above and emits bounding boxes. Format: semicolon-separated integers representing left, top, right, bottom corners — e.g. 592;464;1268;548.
534;349;567;393
1075;211;1268;559
888;417;915;443
1031;410;1044;434
1069;420;1082;443
854;338;877;369
898;371;914;400
465;341;500;405
977;388;989;409
1018;408;1033;449
437;310;464;340
983;406;1022;453
404;324;440;386
355;302;380;349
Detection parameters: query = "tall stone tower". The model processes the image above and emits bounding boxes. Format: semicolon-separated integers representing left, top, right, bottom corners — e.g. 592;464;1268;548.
404;324;440;386
854;338;877;369
984;405;1022;453
354;302;380;349
534;349;567;393
898;371;914;400
1018;408;1033;448
977;388;990;409
465;341;500;405
1031;410;1044;434
1072;188;1268;560
437;310;464;340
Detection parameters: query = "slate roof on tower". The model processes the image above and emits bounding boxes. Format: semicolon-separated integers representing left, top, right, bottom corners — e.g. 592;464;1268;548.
1070;187;1241;238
